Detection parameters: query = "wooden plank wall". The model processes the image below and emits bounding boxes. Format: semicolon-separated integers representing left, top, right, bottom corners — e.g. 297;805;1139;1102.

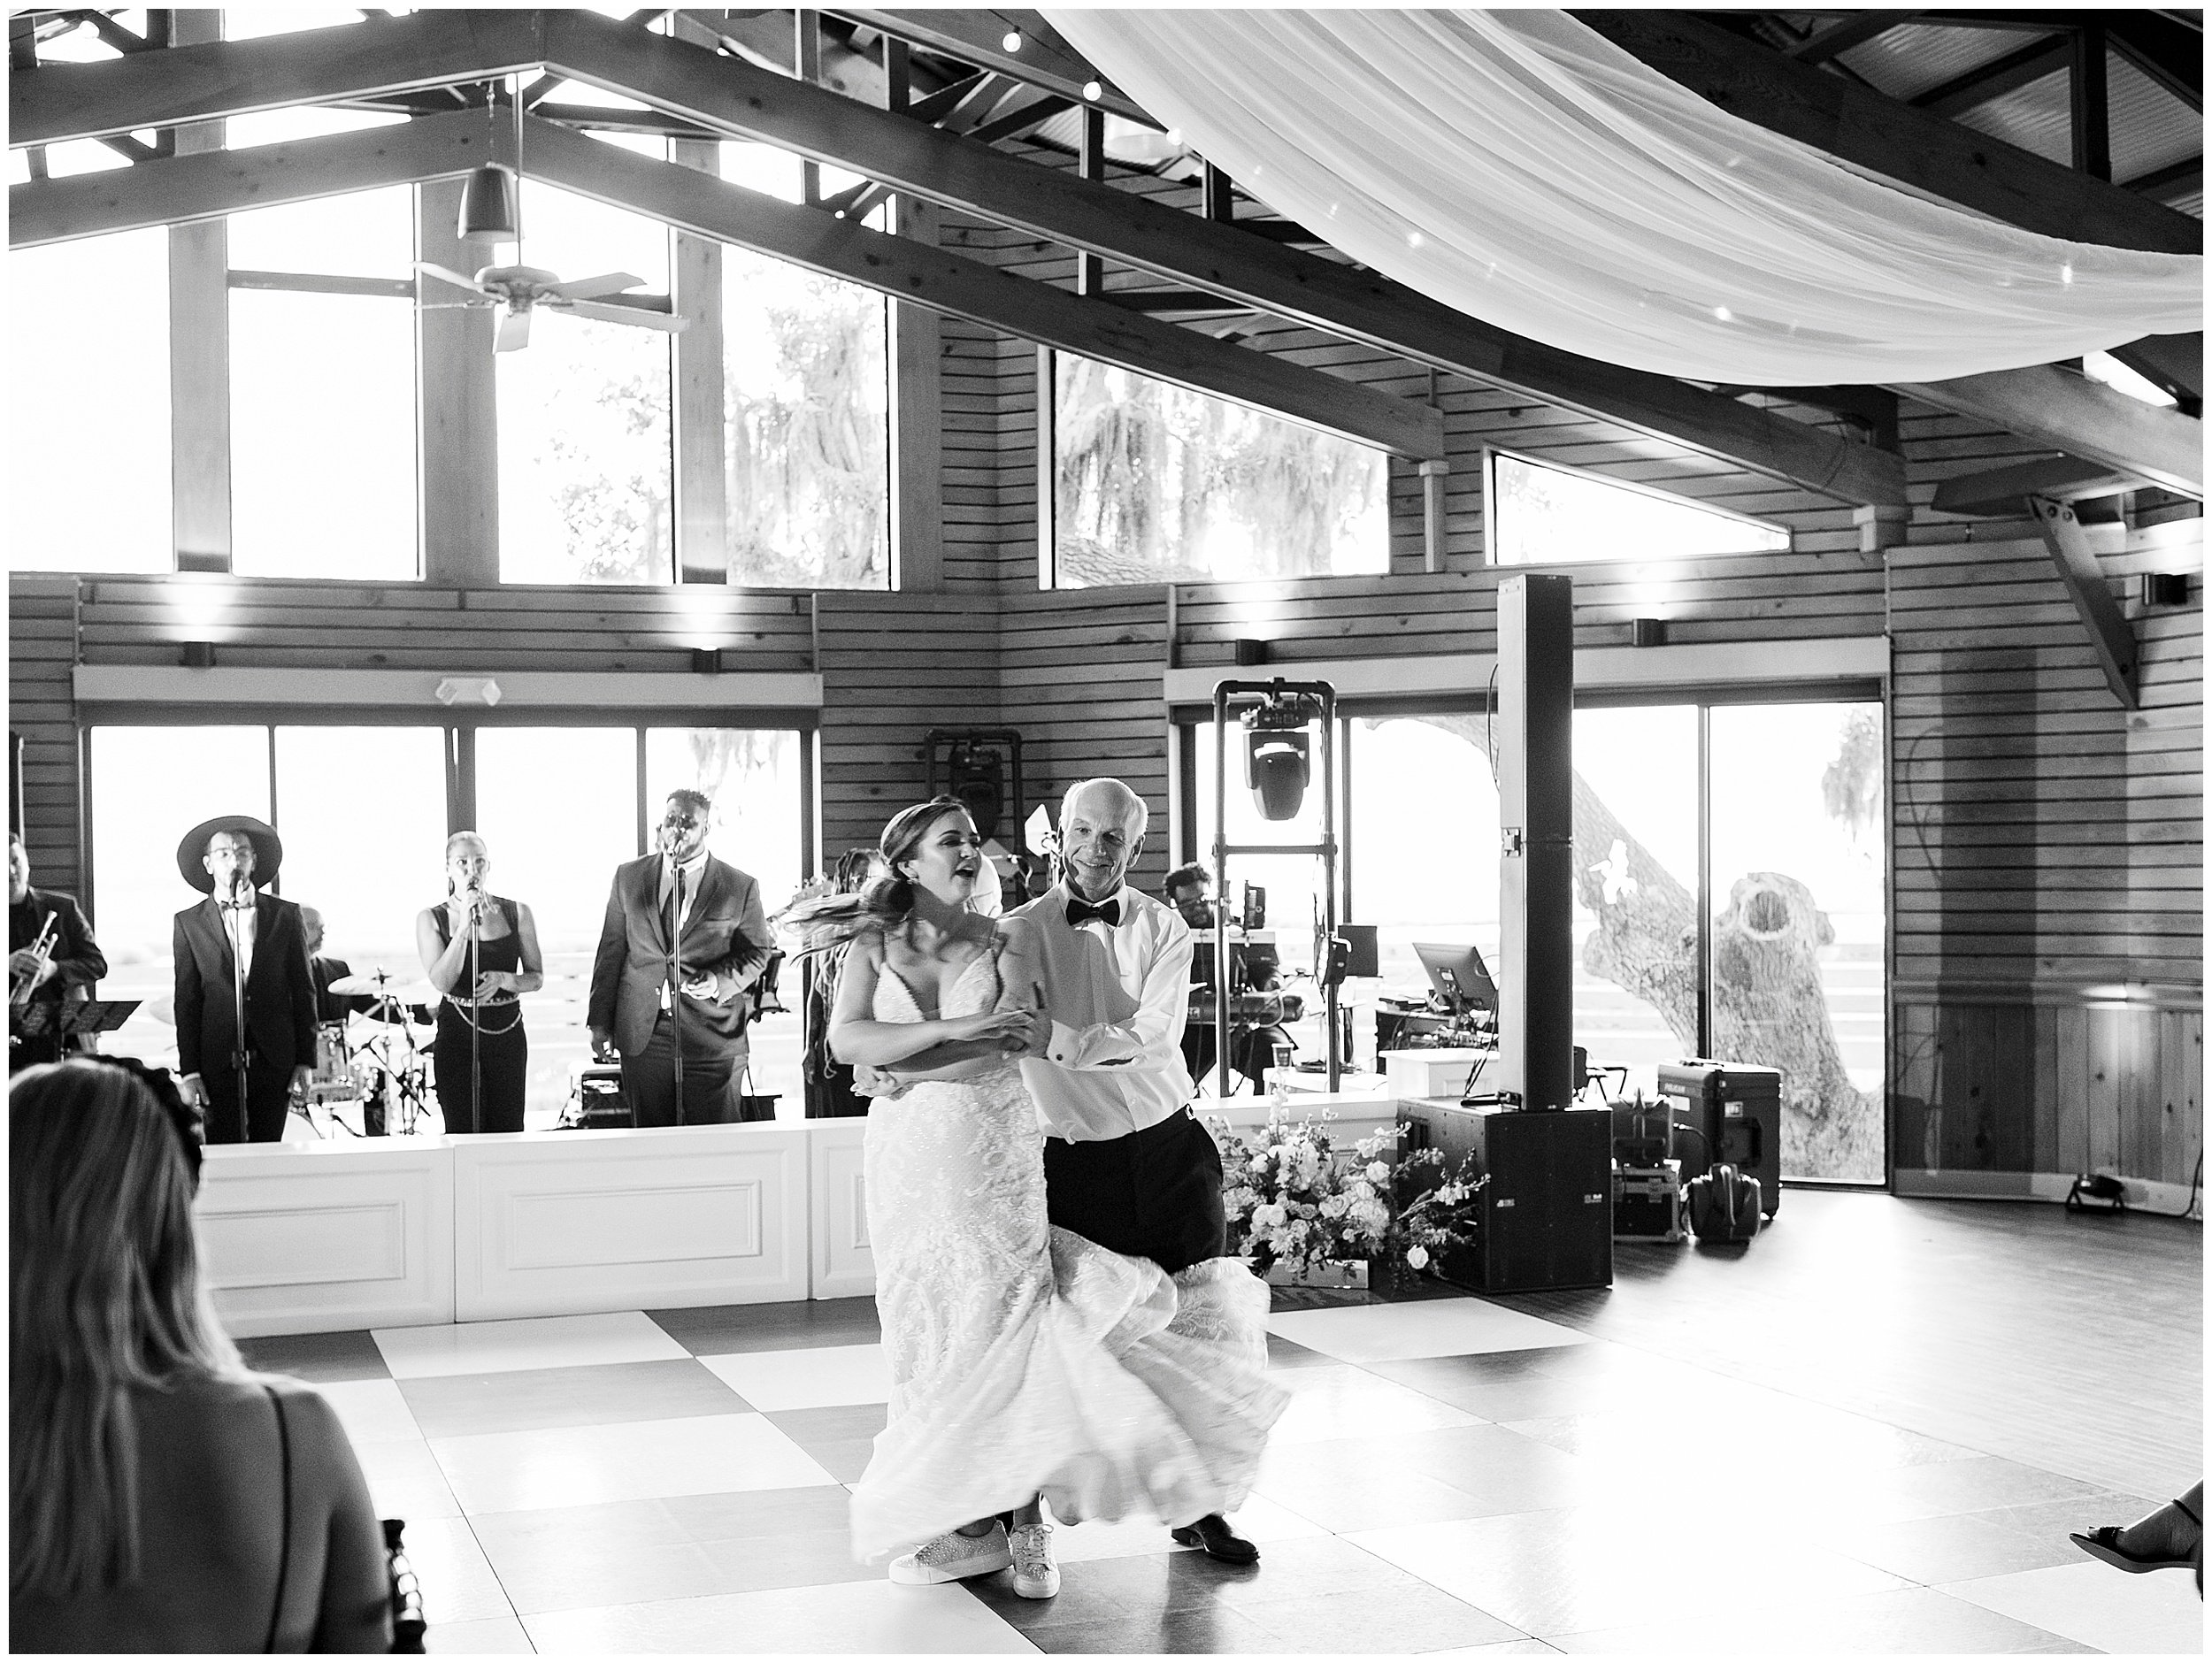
9;574;81;895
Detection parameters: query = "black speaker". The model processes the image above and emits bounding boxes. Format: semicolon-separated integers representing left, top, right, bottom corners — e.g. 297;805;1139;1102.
946;743;1004;840
1496;574;1575;1112
1401;1100;1612;1292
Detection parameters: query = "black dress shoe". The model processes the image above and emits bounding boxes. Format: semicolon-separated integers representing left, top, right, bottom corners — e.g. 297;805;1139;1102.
1171;1514;1259;1564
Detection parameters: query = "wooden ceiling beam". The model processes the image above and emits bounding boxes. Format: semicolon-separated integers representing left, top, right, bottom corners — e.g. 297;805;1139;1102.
541;11;1908;505
1575;9;2203;254
1893;366;2203;498
511;114;1443;460
8;8;545;147
826;8;1154;127
8;106;503;247
1787;11;1921;65
1932;454;2141;515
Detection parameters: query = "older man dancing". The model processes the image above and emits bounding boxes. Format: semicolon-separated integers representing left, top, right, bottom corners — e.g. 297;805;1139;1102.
1009;778;1269;1566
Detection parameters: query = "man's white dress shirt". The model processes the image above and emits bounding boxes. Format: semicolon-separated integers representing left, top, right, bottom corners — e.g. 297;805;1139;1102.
1010;882;1195;1142
219;895;257;983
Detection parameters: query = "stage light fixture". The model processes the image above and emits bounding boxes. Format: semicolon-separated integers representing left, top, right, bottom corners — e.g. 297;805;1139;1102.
1631;617;1668;648
180;640;217;669
2142;573;2190;607
1233;638;1271;667
690;647;726;675
1241;689;1322;822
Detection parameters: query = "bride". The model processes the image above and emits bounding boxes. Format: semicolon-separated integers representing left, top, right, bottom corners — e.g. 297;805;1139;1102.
789;795;1283;1597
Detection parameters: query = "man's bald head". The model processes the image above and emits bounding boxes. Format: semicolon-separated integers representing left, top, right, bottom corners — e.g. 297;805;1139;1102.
1059;778;1148;902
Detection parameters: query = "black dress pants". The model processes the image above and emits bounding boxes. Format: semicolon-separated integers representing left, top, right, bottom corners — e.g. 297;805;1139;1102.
1042;1107;1227;1277
203;1058;294;1144
434;1009;529;1134
622;1015;745;1127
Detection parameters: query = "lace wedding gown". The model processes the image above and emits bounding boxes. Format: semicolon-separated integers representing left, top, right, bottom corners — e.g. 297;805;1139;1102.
850;949;1287;1560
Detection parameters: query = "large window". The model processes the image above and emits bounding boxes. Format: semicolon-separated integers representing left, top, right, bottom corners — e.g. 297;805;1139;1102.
495;165;676;585
1489;449;1790;566
1186;693;1887;1183
85;717;810;1127
718;143;891;590
9;229;173;572
1052;354;1388;587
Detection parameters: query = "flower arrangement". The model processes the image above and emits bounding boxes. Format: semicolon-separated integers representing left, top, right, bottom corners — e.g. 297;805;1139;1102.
1210;1109;1395;1277
1210;1108;1488;1284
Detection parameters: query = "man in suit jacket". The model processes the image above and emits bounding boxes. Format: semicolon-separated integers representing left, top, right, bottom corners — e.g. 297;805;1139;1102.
9;831;109;1071
173;816;317;1145
588;788;772;1127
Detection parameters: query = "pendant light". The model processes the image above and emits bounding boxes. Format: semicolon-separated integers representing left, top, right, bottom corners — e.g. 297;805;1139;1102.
457;76;520;241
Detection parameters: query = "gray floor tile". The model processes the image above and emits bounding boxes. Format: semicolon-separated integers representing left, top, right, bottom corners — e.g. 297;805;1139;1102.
238;1328;390;1382
649;1299;881;1355
1545;1583;2098;1654
398;1358;750;1437
1013;1603;1289;1654
1267;1333;1340;1371
966;1547;1230;1629
1207;1535;1426;1609
1245;1584;1526;1654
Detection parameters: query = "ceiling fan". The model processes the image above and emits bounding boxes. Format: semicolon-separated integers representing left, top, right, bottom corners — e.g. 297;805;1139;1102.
413;262;690;352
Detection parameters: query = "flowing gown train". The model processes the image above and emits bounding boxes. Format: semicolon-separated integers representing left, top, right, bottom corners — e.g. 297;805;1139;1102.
850;950;1286;1560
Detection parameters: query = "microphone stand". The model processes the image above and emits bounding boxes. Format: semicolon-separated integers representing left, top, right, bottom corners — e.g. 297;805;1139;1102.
669;864;686;1116
229;879;250;1145
467;893;482;1135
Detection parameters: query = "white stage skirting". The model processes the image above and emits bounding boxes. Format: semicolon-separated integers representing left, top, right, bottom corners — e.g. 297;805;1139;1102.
195;1095;1402;1337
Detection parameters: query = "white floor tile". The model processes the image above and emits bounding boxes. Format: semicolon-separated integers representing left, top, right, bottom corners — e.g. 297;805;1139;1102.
698;1343;891;1410
1270;1362;1487;1445
1422;1644;1563;1658
430;1413;838;1514
423;1614;535;1654
395;1515;516;1627
314;1377;424;1447
354;1437;465;1522
521;1577;1040;1654
1268;1299;1588;1364
1939;1560;2207;1655
374;1312;688;1379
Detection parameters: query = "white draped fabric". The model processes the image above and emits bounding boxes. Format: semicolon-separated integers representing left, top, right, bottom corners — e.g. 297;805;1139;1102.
1045;9;2203;386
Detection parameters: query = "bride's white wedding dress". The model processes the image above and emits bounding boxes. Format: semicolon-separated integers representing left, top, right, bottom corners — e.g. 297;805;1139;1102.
850;948;1286;1560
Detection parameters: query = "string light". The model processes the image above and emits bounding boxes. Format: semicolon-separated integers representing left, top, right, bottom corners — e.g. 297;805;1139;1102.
1714;304;1732;321
1081;79;1102;101
1002;29;1021;52
1407;231;1424;249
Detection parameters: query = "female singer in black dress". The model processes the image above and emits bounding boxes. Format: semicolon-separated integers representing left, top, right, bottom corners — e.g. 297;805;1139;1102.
415;832;543;1133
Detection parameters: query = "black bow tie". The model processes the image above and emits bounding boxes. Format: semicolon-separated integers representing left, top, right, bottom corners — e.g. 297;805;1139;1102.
219;898;255;912
1066;895;1122;928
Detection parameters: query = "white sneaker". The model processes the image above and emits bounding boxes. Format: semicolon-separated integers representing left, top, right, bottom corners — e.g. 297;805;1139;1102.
888;1522;1011;1585
1008;1521;1060;1599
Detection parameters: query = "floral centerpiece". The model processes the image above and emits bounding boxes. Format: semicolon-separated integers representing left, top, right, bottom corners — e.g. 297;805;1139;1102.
1210;1108;1488;1286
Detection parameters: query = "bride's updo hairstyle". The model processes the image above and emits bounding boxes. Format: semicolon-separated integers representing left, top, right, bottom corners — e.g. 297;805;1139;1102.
780;795;971;950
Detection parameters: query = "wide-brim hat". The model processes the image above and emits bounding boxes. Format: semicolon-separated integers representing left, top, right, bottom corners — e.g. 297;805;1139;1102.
177;816;283;893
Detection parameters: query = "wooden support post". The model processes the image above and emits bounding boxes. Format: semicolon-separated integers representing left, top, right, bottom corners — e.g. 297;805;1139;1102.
891;194;944;592
1036;345;1057;589
795;9;820;205
1076;106;1104;296
1202;161;1233;223
2071;23;2111;182
884;36;909;114
418;177;498;586
1421;460;1449;572
2030;494;2138;708
168;9;228;572
672;138;726;584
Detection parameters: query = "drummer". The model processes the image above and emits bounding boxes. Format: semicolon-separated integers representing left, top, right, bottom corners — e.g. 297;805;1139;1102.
415;832;541;1134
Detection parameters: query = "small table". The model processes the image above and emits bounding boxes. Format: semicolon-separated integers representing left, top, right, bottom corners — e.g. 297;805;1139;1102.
1379;1047;1499;1100
1270;1066;1391;1099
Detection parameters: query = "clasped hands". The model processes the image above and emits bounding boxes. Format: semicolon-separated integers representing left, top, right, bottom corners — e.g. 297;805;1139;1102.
855;999;1048;1099
7;947;55;988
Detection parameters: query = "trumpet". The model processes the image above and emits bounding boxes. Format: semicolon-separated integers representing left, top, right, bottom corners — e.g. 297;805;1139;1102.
11;909;57;1008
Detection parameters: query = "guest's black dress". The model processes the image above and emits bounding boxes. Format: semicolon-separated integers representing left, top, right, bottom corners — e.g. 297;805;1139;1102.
431;897;528;1134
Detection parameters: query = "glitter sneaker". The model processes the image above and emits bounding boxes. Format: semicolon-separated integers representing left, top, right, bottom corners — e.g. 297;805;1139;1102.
888;1522;1012;1585
1009;1521;1060;1599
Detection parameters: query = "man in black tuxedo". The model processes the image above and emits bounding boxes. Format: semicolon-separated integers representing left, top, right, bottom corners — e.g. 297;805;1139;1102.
173;816;317;1145
9;831;109;1071
588;789;771;1127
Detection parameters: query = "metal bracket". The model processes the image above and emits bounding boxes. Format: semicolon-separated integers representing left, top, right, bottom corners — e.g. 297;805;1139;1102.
1502;827;1525;858
2029;494;2139;709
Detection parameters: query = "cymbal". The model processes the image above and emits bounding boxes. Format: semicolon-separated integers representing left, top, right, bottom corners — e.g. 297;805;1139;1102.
328;969;437;1000
349;996;430;1026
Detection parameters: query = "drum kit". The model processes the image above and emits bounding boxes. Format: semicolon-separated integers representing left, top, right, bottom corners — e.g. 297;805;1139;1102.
311;968;441;1137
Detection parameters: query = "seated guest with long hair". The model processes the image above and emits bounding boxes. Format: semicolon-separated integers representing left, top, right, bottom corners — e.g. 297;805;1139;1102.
10;1059;391;1652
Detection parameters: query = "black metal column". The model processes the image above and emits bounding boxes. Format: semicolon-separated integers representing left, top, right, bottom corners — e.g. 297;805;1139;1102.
1496;574;1575;1112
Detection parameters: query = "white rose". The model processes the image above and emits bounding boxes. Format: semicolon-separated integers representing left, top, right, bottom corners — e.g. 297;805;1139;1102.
1366;1161;1390;1184
1407;1245;1431;1269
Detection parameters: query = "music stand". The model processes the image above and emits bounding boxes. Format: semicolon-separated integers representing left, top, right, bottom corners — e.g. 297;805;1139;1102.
14;998;142;1045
